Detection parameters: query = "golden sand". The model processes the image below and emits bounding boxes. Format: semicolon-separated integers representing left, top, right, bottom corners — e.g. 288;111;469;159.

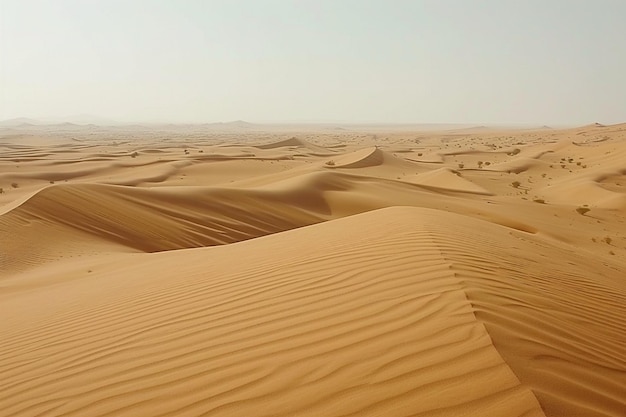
1;123;625;416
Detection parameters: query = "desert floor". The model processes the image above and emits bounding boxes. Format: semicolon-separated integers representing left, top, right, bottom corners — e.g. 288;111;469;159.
1;122;625;417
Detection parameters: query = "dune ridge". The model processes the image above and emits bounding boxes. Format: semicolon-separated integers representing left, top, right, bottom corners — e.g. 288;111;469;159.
0;168;538;273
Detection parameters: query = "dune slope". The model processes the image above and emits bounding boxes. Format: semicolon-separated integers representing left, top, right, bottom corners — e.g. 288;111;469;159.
2;207;625;416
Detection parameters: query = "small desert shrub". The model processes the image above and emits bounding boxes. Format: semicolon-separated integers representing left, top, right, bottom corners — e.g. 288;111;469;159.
508;148;521;156
511;181;521;188
484;161;491;166
533;198;545;204
576;207;590;215
417;152;423;156
0;188;3;194
458;163;464;169
326;160;335;166
131;152;138;158
603;236;612;245
11;182;18;188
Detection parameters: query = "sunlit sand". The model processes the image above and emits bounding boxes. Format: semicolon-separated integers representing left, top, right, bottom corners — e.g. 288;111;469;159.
1;122;625;416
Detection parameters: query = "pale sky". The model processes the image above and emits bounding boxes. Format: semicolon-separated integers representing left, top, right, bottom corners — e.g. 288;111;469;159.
1;0;625;125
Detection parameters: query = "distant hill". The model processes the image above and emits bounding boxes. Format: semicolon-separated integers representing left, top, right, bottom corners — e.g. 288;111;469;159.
0;117;44;127
201;120;255;128
0;115;120;127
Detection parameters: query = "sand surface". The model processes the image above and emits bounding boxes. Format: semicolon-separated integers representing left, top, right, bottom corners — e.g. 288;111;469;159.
1;123;625;416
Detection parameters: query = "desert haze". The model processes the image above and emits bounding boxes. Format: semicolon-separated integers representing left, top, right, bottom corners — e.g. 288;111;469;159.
0;122;625;417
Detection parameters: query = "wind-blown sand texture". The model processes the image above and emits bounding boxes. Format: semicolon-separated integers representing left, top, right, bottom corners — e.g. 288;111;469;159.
1;123;625;416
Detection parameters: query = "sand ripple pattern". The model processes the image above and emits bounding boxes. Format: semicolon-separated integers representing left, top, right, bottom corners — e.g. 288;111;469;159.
0;208;545;417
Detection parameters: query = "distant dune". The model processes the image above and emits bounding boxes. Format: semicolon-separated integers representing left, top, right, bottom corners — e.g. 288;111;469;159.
1;123;625;416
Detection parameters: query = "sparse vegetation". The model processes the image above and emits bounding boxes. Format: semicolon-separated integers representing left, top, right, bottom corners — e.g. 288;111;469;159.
603;236;612;245
326;160;335;166
458;163;464;169
533;198;545;204
576;207;590;215
11;183;18;189
507;148;521;156
511;181;521;188
131;151;138;158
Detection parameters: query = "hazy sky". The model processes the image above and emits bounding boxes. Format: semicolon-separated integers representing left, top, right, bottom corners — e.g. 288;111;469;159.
1;0;625;124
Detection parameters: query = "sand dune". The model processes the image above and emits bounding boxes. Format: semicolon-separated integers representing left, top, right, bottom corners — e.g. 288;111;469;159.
404;167;493;195
325;146;385;168
1;208;550;417
1;124;626;416
0;170;496;272
255;137;333;155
